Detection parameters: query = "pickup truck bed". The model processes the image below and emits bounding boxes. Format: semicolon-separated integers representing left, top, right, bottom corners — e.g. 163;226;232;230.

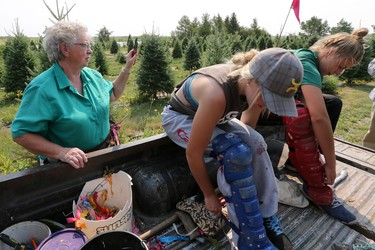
1;134;375;249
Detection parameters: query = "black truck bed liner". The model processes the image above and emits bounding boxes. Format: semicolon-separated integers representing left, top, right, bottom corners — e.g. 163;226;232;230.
1;134;375;249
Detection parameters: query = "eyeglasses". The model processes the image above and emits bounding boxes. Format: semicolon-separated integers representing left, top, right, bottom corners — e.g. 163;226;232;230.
72;43;92;50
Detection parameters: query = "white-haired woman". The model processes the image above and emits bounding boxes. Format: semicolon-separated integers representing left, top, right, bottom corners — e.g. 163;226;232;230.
12;21;137;169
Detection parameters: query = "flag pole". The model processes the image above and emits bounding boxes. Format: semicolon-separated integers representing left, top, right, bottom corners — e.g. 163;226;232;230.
279;6;292;39
276;0;299;46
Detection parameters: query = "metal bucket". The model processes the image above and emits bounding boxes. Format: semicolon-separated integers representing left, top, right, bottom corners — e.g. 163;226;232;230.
79;230;148;250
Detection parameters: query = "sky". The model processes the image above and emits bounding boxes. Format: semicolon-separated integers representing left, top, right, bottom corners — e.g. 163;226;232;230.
0;0;374;38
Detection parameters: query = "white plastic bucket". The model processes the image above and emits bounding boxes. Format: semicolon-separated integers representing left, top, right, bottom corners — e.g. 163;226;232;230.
73;171;133;239
0;221;51;250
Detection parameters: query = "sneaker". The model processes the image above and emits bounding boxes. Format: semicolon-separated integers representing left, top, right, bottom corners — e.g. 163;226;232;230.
264;215;293;250
319;197;357;224
301;184;357;224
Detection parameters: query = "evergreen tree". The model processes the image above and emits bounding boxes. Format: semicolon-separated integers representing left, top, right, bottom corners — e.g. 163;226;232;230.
30;40;38;51
369;38;375;59
0;46;4;87
116;51;126;64
127;35;134;53
181;37;189;51
306;35;319;48
249;37;258;50
230;34;242;54
225;13;240;34
172;40;183;59
3;33;36;94
31;36;51;74
137;33;173;100
171;37;177;48
266;37;273;48
212;14;225;33
288;37;299;50
278;37;289;49
92;42;108;76
249;18;264;38
204;31;231;66
243;36;252;51
184;38;201;72
110;39;119;54
257;36;266;50
37;43;51;72
198;13;212;38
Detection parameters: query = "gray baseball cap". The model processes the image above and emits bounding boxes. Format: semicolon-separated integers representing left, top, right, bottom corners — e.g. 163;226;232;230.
249;48;303;117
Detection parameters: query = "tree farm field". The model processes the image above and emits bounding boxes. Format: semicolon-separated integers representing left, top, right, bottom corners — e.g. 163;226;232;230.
0;47;374;174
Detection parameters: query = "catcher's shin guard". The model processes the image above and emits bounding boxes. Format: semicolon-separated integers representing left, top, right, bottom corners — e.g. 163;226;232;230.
212;133;275;250
283;102;333;205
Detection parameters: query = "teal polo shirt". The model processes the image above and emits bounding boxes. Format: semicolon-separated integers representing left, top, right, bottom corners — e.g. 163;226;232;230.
293;49;323;89
11;62;113;152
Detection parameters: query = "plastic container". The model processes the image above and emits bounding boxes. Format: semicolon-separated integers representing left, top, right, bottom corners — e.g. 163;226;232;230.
0;221;51;250
72;171;133;239
79;230;148;250
37;228;87;250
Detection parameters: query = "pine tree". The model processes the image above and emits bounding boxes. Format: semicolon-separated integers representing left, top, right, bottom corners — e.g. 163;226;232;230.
92;42;108;76
116;51;126;64
250;38;258;50
243;36;252;51
3;33;36;94
136;33;173;100
127;35;134;53
172;40;183;59
230;34;242;54
110;39;119;54
204;31;231;66
184;38;201;72
37;43;51;72
181;37;189;51
257;36;266;50
266;37;273;49
0;46;5;87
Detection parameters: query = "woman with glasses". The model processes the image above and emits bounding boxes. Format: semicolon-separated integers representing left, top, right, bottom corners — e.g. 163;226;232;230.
11;21;137;169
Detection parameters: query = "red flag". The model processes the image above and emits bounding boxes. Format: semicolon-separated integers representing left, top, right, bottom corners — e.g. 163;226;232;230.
291;0;300;23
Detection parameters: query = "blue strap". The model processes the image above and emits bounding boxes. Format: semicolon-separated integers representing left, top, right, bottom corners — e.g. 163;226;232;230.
157;235;189;243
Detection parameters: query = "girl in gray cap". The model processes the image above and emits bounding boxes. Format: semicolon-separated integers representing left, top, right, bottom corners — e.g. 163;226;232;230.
162;48;303;250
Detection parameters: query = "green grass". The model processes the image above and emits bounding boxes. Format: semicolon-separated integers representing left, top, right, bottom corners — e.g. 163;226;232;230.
335;82;375;145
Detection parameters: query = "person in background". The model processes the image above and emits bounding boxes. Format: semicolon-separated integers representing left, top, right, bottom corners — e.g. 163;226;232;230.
11;21;137;169
362;58;375;149
281;28;368;224
162;47;304;250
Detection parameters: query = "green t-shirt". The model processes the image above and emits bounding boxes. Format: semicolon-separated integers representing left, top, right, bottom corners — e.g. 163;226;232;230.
11;62;113;152
293;48;323;89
